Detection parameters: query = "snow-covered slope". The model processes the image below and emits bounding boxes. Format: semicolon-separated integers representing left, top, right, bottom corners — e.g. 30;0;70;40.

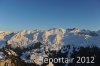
0;28;100;66
0;28;100;49
0;40;6;49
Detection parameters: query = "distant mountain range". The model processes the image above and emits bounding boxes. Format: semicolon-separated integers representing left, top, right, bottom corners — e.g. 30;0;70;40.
0;28;100;66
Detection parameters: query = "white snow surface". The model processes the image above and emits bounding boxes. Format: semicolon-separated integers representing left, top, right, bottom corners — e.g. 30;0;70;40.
0;40;6;49
1;28;100;65
0;28;99;48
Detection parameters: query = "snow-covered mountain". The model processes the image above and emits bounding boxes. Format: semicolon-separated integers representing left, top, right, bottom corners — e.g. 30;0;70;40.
0;28;99;48
0;28;100;66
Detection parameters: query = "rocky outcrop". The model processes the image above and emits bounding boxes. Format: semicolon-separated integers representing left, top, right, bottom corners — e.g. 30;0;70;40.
0;59;12;66
0;56;24;66
0;28;100;66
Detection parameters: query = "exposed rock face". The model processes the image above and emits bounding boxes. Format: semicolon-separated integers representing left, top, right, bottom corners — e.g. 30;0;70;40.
0;28;100;66
1;28;99;49
0;54;37;66
0;56;24;66
0;59;12;66
6;28;66;48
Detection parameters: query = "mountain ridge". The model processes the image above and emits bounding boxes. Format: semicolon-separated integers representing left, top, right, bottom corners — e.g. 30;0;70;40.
0;28;100;66
0;28;100;49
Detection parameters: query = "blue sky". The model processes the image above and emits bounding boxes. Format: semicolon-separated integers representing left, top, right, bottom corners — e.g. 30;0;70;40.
0;0;100;31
